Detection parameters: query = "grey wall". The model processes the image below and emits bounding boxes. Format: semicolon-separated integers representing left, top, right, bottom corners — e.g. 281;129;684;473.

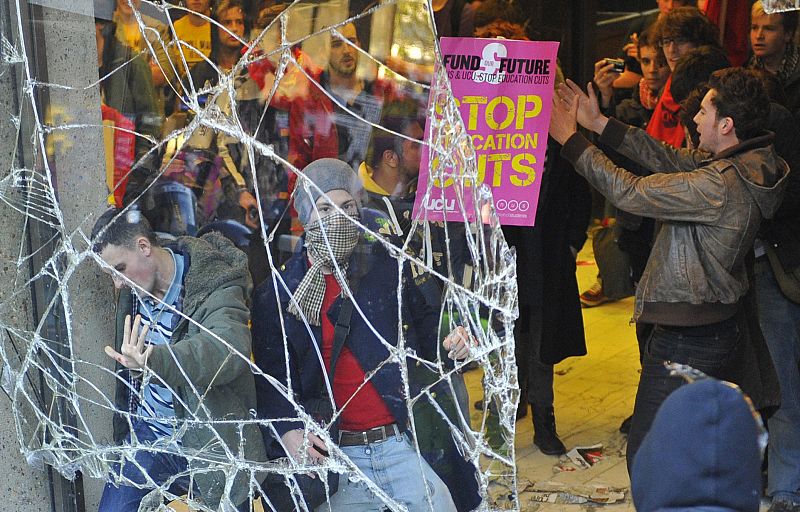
0;0;58;509
0;0;116;510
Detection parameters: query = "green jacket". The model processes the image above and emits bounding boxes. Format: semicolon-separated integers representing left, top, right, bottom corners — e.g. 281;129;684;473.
113;232;265;508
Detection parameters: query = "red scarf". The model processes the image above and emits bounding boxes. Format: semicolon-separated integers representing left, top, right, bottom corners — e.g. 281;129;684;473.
639;79;659;111
645;76;685;148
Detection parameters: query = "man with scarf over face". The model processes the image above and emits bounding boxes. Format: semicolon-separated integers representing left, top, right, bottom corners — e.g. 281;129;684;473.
251;159;480;511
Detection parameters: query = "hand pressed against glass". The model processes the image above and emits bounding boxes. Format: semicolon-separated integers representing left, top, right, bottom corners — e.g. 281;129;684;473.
104;314;153;370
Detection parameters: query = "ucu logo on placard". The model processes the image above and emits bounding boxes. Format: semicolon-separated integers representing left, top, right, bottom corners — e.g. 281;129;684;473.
425;196;457;212
474;42;507;83
495;199;530;212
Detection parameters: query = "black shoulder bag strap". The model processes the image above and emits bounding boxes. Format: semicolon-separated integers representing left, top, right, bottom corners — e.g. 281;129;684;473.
327;279;359;384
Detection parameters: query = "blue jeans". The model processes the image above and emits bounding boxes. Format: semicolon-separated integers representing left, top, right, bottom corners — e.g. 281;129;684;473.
320;431;456;512
99;422;254;511
99;421;192;512
755;261;800;502
626;317;739;474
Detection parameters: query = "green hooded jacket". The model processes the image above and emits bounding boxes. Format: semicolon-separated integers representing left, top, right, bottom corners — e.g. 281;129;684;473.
113;232;265;508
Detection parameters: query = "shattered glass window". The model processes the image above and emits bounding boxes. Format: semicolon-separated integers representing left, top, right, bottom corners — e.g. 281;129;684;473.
762;0;800;13
0;0;521;509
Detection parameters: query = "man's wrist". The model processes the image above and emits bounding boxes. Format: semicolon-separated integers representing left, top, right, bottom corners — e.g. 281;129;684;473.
592;115;609;136
600;89;612;109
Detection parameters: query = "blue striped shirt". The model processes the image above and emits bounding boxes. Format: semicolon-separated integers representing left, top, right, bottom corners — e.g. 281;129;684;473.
135;249;184;439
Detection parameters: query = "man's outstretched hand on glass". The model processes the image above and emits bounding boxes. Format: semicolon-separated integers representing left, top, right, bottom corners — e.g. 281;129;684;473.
549;79;611;145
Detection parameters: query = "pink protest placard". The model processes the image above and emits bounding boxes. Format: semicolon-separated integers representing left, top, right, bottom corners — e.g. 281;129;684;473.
412;37;560;226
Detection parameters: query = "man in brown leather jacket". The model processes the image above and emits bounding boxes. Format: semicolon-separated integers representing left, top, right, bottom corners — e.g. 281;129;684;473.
549;68;789;472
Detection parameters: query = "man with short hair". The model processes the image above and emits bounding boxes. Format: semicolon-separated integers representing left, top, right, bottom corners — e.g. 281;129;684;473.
748;7;800;511
92;208;265;511
172;0;213;72
288;23;400;173
359;114;423;211
549;68;789;471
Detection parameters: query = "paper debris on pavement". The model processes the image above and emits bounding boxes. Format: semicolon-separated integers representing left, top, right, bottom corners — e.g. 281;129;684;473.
522;481;626;505
566;443;604;469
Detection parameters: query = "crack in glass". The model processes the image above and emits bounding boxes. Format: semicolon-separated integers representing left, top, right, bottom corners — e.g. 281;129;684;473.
0;0;521;509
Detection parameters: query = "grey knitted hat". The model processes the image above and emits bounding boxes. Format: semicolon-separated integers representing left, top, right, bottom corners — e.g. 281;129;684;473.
295;158;364;225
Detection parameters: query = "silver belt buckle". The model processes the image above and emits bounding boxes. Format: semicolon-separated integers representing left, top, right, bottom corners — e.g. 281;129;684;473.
362;431;369;445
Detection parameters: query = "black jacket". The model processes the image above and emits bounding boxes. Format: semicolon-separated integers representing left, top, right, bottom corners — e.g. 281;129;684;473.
503;138;591;365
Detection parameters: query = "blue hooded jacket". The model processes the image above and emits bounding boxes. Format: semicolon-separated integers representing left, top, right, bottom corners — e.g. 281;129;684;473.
631;379;762;512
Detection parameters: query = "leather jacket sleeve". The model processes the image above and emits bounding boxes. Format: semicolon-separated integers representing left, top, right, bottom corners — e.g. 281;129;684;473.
599;117;709;174
562;131;727;224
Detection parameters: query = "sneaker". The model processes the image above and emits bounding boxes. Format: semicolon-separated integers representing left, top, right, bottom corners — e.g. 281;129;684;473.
580;279;613;308
769;497;800;512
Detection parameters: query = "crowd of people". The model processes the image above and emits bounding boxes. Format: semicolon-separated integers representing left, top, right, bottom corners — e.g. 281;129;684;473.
86;0;800;511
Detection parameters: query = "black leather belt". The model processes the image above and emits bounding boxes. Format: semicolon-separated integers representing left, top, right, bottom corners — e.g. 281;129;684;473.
338;423;400;446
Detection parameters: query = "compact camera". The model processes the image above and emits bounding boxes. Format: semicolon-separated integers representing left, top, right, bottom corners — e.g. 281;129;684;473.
604;58;625;73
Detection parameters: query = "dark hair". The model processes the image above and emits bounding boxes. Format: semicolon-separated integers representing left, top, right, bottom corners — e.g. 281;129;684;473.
671;45;730;104
637;28;657;52
474;20;529;40
707;68;771;141
473;0;524;31
368;117;423;168
679;85;709;149
654;7;720;48
636;28;666;67
91;208;158;254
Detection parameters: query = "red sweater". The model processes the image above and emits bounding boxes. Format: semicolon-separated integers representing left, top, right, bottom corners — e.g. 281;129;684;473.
320;274;395;431
646;76;685;149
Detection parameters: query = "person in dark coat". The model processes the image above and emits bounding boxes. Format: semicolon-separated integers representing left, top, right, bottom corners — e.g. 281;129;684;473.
251;159;480;511
501;137;592;455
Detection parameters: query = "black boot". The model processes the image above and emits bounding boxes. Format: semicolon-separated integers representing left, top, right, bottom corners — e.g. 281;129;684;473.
532;406;566;456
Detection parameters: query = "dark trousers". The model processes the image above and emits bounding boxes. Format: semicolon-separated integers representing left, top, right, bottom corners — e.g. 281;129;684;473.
515;304;554;409
626;316;739;475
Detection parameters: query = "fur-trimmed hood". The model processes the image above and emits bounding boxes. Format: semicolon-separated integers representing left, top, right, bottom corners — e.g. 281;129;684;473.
174;232;253;315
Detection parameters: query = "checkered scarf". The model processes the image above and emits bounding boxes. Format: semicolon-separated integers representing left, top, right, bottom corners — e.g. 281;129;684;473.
749;43;800;84
288;211;360;326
